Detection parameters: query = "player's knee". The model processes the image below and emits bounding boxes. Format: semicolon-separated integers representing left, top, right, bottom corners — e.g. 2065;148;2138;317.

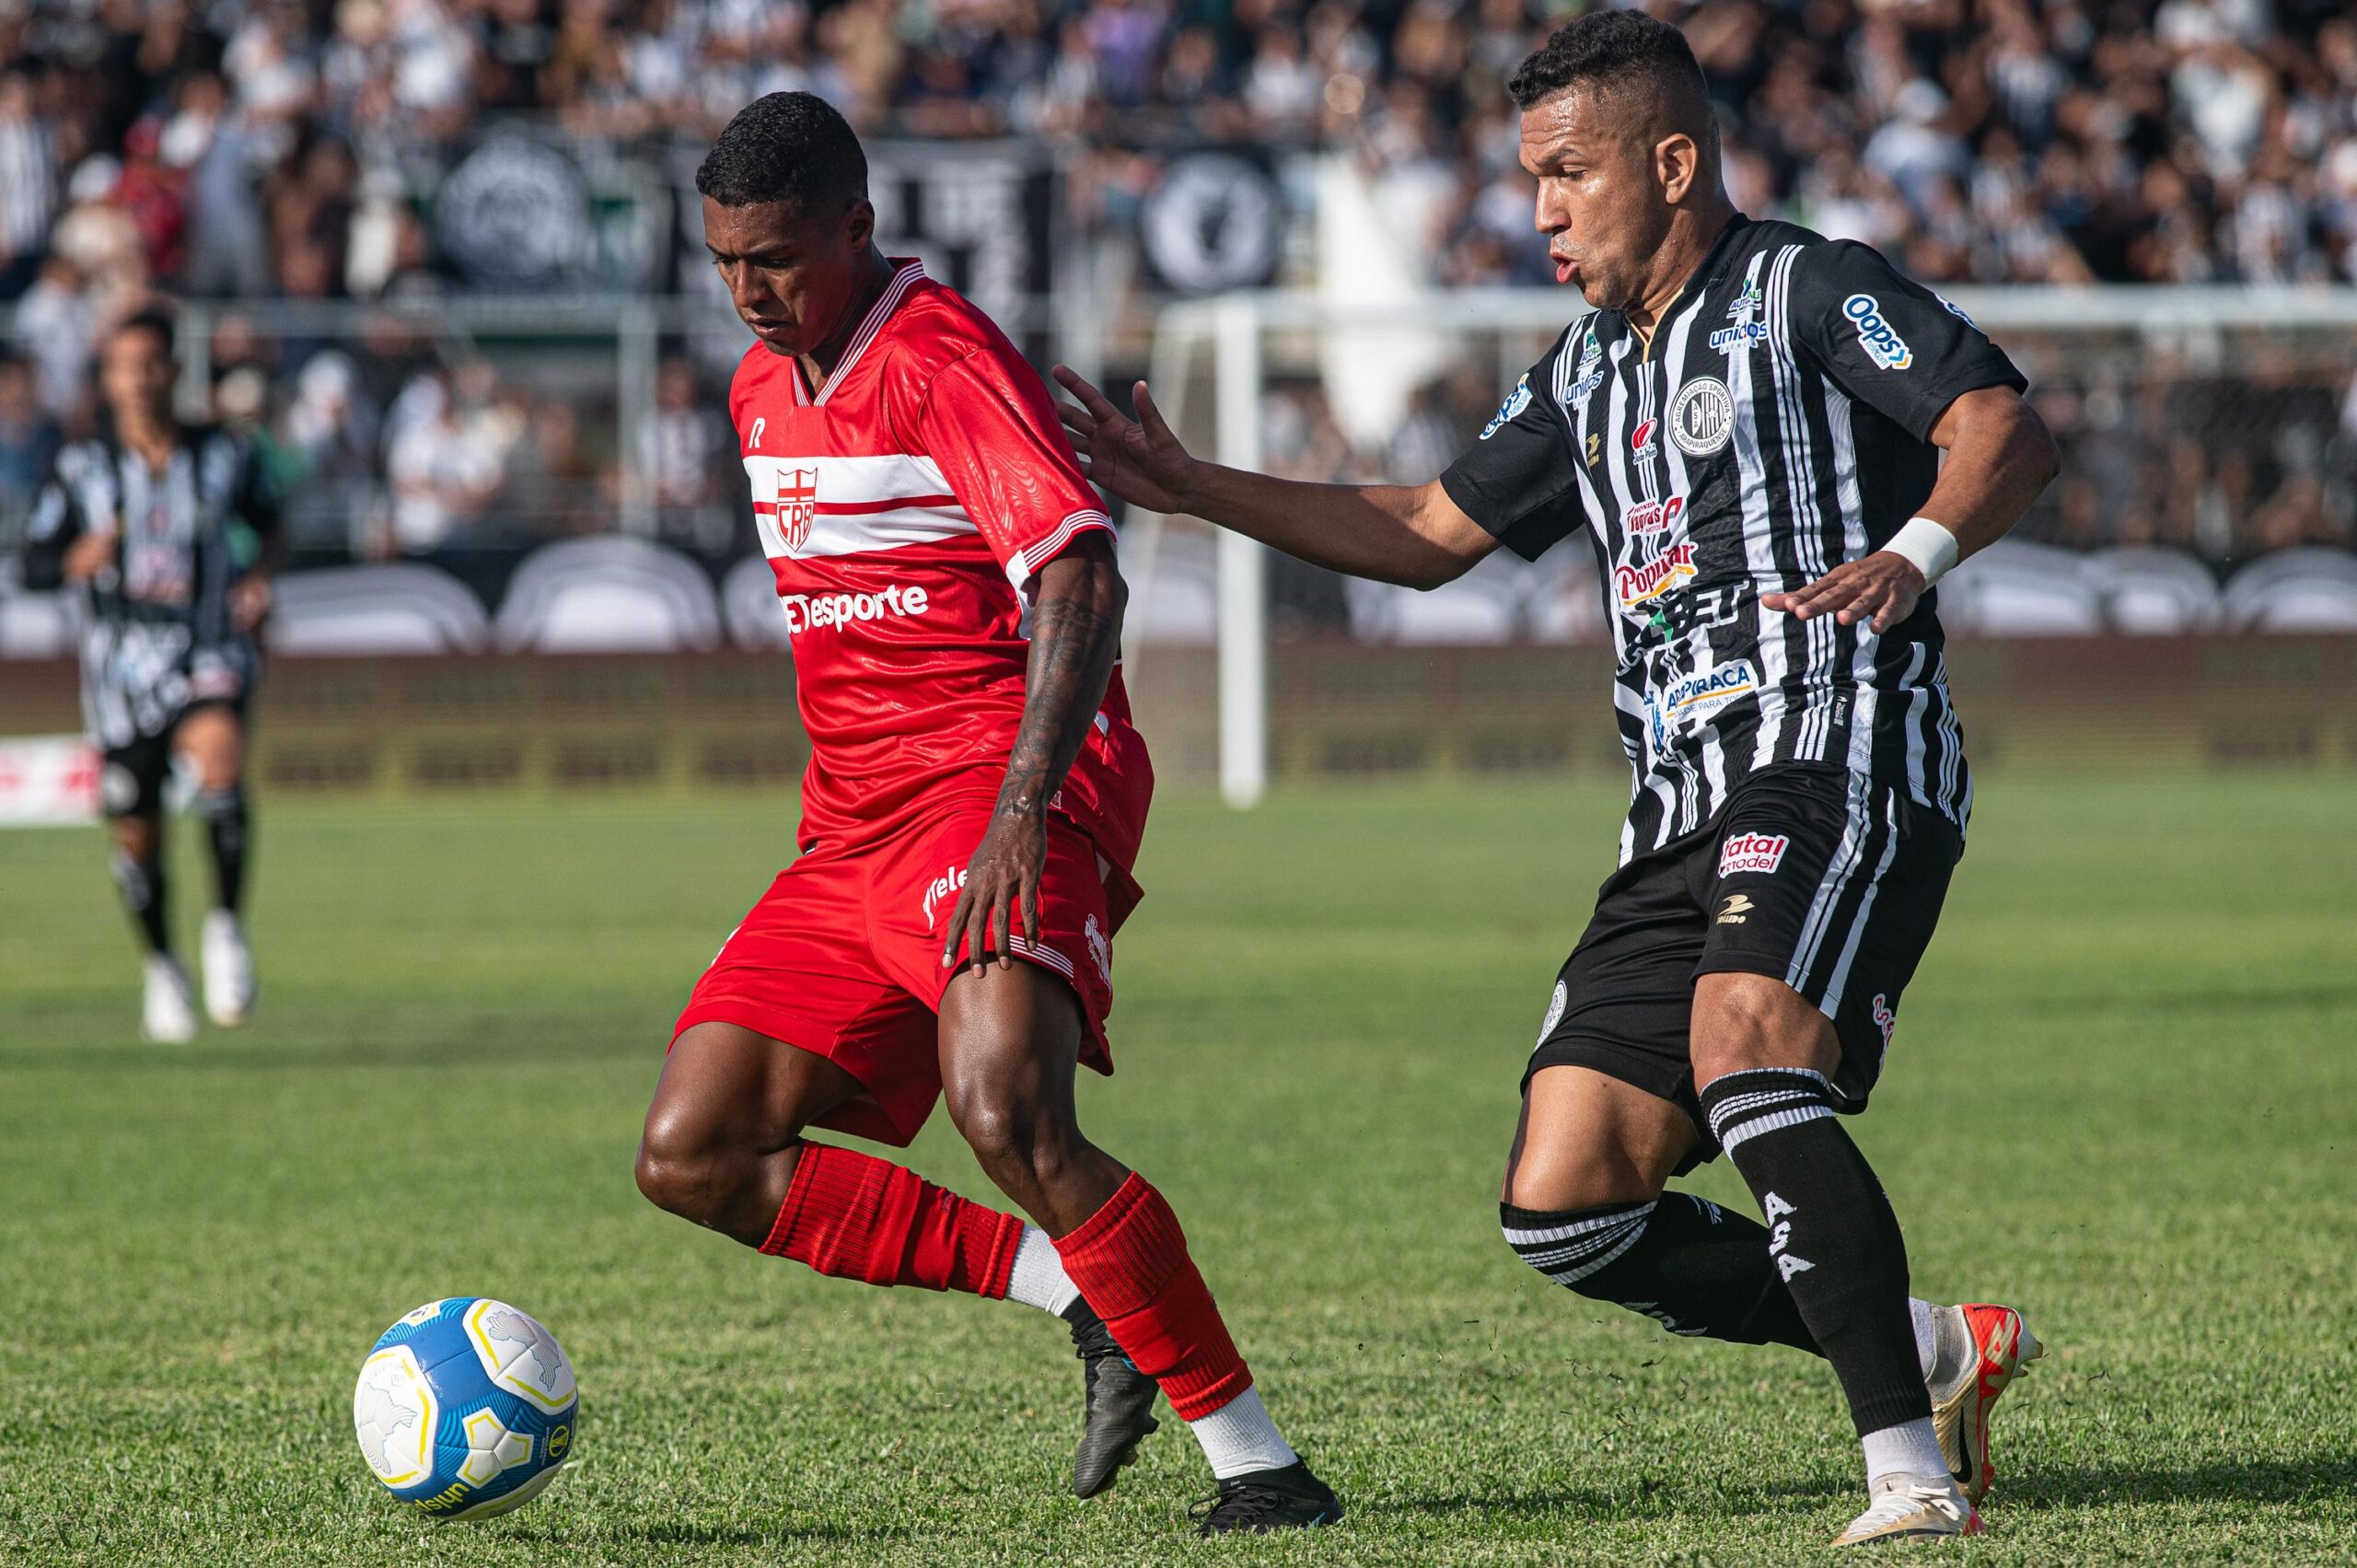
633;1111;728;1224
1689;973;1837;1086
947;1081;1074;1185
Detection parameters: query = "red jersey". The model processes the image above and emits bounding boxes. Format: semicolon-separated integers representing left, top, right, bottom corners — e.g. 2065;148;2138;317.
731;259;1153;873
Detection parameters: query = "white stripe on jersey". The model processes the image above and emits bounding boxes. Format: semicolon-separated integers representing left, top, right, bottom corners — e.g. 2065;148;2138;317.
812;262;928;405
1656;286;1721;836
1008;509;1112;587
745;452;976;562
1823;379;1882;783
1731;249;1791;774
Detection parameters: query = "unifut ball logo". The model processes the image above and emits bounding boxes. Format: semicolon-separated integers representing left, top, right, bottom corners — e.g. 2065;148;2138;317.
354;1297;579;1523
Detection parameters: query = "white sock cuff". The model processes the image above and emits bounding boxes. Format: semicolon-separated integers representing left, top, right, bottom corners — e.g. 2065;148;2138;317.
1860;1416;1947;1488
1187;1385;1298;1480
1003;1225;1080;1318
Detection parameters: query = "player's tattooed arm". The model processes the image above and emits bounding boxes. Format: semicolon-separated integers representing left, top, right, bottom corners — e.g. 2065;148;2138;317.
942;532;1125;972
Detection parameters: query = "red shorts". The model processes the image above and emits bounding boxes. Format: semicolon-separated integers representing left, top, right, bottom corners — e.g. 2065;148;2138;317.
673;804;1139;1147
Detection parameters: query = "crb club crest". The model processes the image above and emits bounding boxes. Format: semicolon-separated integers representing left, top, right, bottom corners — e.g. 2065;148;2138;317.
774;466;818;552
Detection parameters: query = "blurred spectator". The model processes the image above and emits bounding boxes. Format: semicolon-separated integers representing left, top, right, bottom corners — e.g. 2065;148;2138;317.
0;71;58;301
637;356;735;552
384;361;514;554
0;351;61;538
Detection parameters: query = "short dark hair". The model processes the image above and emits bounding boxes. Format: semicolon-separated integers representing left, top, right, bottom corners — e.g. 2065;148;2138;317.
111;305;179;356
1508;11;1713;142
696;92;867;214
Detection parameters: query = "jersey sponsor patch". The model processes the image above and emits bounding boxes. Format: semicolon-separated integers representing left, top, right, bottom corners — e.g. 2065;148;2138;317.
1480;376;1532;440
1661;657;1758;723
1708;322;1768;354
1630;417;1657;456
780;584;932;636
1613;542;1695;609
1718;830;1790;877
1624;494;1685;535
1842;293;1914;370
1669;377;1736;456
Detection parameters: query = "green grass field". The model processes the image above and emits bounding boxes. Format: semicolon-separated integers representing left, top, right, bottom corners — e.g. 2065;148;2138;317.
3;774;2354;1565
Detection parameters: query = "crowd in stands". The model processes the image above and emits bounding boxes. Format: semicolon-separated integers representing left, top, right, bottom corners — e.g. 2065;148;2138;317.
3;0;2355;579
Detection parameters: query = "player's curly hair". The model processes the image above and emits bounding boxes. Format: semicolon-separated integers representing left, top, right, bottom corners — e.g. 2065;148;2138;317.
1508;11;1715;153
696;92;867;214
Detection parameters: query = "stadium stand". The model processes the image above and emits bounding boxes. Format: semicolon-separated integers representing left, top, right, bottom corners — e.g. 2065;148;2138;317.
493;537;722;652
265;563;493;655
1;1;2353;646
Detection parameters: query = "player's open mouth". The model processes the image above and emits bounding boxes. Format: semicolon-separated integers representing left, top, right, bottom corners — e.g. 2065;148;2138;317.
1553;256;1580;285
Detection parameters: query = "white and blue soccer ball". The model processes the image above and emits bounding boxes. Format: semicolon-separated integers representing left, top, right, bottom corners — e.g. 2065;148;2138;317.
353;1297;579;1522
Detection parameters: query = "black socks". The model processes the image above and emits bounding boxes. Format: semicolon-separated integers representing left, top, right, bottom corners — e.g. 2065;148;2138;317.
194;784;250;913
1698;1068;1928;1436
1502;1192;1821;1352
111;845;171;954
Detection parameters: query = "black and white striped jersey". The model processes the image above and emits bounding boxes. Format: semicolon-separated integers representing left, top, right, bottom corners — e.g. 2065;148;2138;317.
1440;215;2025;864
21;424;279;749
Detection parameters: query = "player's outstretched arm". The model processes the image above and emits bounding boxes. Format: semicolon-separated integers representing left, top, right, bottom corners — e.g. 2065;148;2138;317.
942;532;1126;973
1762;386;2060;633
1052;366;1496;589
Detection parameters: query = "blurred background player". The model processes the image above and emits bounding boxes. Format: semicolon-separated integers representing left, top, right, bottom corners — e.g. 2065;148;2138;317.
1057;13;2059;1549
628;94;1340;1536
19;307;277;1041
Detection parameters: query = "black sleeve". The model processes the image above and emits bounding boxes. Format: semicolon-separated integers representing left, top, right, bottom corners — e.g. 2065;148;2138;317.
1790;240;2026;442
234;438;284;570
17;457;87;593
1437;333;1585;562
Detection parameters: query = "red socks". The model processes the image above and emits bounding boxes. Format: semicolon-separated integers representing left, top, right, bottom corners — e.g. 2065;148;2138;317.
1053;1174;1253;1421
761;1142;1023;1298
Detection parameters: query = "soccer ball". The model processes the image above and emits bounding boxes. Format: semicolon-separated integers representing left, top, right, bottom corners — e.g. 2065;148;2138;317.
353;1297;579;1522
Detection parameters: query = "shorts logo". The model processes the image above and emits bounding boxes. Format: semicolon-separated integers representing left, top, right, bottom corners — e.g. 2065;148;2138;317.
1480;376;1532;440
1537;979;1568;1047
1842;294;1913;370
1624;494;1684;535
921;863;968;927
1669;377;1735;456
1872;993;1897;1049
1718;830;1790;877
1084;912;1111;985
1630;418;1657;456
775;465;818;552
101;762;140;814
1717;894;1753;925
1613;542;1695;609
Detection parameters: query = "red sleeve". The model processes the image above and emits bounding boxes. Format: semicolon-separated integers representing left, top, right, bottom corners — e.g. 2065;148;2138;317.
912;344;1112;587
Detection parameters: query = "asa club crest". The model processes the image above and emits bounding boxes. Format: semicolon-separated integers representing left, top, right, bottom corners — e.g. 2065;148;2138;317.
774;466;819;552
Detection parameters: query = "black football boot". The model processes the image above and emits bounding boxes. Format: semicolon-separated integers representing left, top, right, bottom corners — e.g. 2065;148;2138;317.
1062;1298;1161;1497
1190;1460;1344;1536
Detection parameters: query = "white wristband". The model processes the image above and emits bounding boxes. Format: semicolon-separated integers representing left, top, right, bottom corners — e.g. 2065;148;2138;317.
1883;517;1959;587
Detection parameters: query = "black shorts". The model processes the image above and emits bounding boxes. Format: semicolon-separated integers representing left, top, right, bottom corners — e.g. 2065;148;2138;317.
1527;764;1962;1170
98;696;245;819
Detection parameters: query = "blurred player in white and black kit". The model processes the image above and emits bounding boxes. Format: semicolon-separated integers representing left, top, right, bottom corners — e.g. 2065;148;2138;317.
20;308;278;1042
1058;12;2061;1548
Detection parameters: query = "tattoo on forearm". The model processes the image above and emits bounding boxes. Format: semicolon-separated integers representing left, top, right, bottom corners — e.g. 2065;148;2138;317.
998;572;1121;817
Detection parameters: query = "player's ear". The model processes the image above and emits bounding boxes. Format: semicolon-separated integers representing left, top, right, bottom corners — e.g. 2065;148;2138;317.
842;198;876;251
1656;133;1698;205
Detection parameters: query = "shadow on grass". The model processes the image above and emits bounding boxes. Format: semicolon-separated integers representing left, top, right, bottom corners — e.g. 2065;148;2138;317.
574;1519;916;1547
2003;1455;2357;1510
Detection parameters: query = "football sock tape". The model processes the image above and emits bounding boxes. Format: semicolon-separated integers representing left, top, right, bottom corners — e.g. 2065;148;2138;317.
1699;1068;1931;1438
